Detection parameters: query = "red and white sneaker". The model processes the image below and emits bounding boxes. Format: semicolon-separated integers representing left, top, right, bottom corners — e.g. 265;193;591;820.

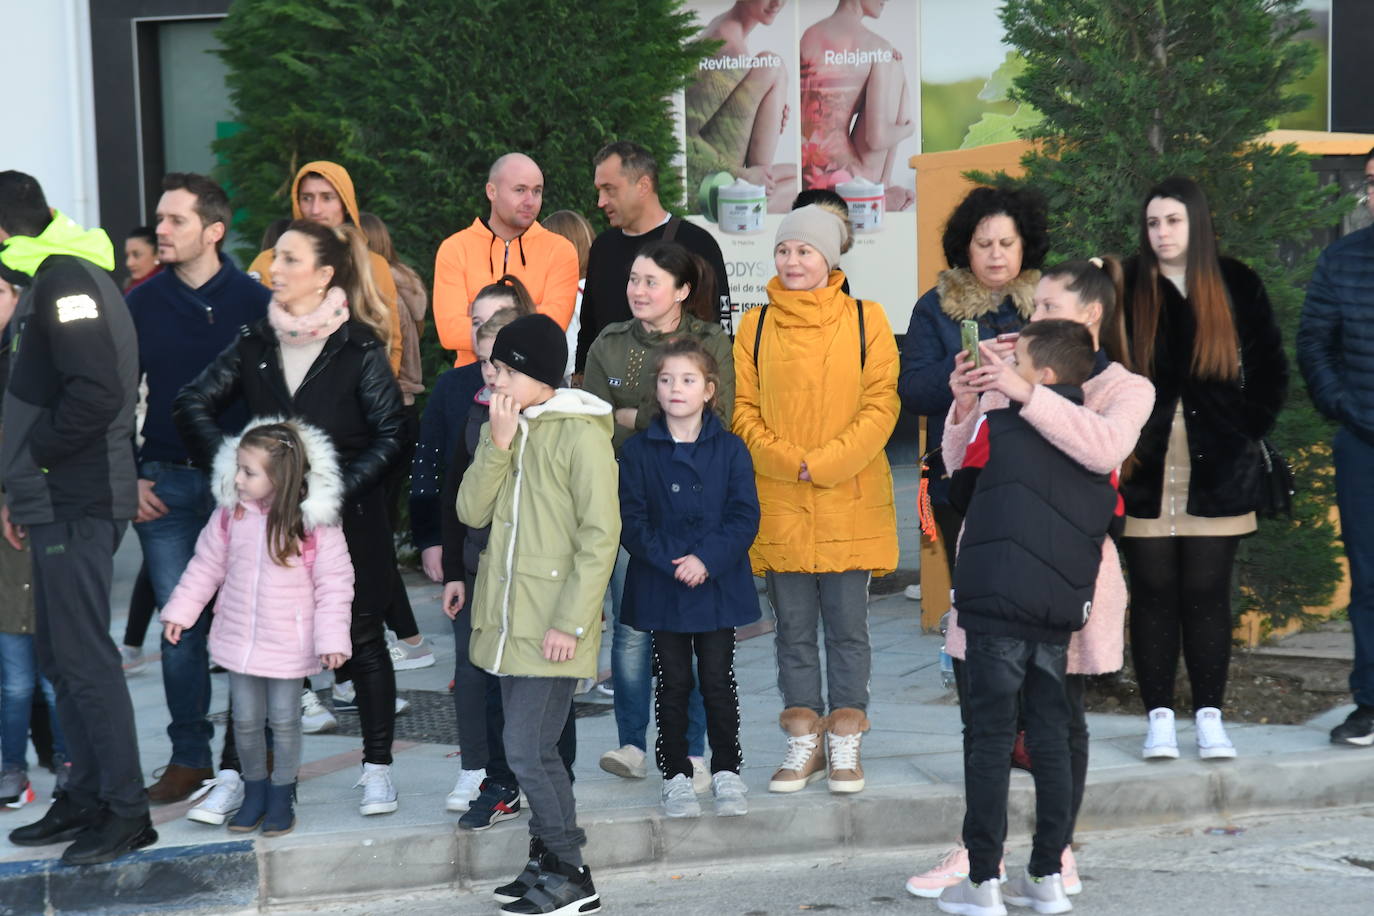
905;845;1007;898
1061;845;1082;895
1;769;35;810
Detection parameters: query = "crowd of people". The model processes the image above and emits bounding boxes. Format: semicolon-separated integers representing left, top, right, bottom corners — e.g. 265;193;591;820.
0;141;1370;916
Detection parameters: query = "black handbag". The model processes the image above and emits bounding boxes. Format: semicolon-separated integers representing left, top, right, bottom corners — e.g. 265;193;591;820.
1238;343;1294;519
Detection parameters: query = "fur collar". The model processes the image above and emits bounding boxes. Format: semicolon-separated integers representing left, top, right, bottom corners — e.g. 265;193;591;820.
523;388;613;419
936;268;1040;321
209;416;344;530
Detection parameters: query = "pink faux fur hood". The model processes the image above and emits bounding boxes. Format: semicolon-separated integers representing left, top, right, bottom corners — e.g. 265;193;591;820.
159;418;355;678
941;362;1155;674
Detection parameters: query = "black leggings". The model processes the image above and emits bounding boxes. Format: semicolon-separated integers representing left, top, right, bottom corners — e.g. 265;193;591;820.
1122;535;1240;713
653;629;741;779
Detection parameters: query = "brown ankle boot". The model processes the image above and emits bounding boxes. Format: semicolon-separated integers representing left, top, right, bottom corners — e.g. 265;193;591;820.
147;763;215;804
768;707;827;793
825;708;870;794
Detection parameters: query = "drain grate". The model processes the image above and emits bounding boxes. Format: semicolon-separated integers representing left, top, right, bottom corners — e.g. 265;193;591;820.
212;689;611;746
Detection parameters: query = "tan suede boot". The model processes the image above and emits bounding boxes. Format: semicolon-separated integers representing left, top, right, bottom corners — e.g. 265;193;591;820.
825;708;870;793
767;707;827;793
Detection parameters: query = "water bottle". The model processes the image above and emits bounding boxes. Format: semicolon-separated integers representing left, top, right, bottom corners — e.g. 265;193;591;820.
937;611;956;689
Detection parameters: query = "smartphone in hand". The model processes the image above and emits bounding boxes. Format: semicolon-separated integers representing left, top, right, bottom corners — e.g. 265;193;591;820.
960;319;981;368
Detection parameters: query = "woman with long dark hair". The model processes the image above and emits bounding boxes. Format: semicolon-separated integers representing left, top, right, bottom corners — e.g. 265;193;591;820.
174;219;408;816
1120;177;1286;761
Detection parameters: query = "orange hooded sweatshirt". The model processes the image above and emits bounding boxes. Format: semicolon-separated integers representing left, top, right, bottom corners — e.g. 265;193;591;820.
432;217;578;367
246;161;402;373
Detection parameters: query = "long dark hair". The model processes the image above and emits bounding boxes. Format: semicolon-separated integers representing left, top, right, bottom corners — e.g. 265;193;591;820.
1130;177;1238;381
633;241;718;323
238;422;309;567
1041;256;1130;368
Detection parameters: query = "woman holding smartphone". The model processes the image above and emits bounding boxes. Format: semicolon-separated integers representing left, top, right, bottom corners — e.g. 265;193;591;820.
897;187;1049;568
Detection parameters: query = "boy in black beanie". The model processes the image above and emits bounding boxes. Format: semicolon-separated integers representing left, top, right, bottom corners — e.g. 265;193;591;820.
458;313;620;914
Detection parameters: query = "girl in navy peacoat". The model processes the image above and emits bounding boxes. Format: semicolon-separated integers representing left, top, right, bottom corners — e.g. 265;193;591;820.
618;338;760;817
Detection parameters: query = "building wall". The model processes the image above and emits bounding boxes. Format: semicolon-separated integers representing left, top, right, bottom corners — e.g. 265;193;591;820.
4;0;99;227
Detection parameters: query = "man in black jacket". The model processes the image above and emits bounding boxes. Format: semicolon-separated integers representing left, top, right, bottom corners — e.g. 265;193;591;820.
1297;146;1374;748
0;171;155;865
940;320;1114;915
576;141;733;373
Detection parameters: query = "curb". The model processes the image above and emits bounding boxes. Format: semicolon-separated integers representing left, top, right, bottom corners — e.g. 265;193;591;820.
5;747;1371;912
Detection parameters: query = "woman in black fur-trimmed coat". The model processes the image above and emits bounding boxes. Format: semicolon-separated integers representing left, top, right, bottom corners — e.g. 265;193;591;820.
1120;177;1286;763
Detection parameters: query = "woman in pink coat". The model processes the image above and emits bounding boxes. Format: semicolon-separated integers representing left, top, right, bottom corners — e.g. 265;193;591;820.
905;257;1155;901
161;419;354;838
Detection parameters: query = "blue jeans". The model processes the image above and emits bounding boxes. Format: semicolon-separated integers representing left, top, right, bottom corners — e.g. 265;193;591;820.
0;633;66;771
607;548;706;754
135;462;216;769
1335;428;1374;707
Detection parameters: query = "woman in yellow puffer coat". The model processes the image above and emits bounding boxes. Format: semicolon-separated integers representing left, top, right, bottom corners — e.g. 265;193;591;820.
732;204;900;798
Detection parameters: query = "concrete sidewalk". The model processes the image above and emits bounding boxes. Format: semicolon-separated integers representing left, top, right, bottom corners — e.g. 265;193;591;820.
2;467;1370;914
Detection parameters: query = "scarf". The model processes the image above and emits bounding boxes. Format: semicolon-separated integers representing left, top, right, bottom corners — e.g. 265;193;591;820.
0;210;115;276
269;286;349;346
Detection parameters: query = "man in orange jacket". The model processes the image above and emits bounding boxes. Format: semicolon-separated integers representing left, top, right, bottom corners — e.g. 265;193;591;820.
432;153;578;367
245;161;402;373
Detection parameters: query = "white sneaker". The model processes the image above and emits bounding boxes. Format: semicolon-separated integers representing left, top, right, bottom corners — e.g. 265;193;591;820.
445;767;486;812
1002;869;1072;914
394;695;411;716
710;770;748;817
301;688;338;734
661;773;700;818
904;583;922;601
1195;707;1237;759
355;762;399;815
599;744;647;778
689;756;710;793
938;876;1007;916
186;769;244;825
120;645;146;675
389;637;436;671
1142;707;1179;760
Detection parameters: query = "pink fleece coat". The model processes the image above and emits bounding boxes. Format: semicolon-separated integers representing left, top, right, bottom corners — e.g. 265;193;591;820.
159;418;355;679
941;363;1155;674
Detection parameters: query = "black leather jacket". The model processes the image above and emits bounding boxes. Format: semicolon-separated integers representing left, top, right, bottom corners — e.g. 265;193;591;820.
173;318;406;501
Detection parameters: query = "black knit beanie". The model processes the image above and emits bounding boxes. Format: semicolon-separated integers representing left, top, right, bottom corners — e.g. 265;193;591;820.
490;313;567;390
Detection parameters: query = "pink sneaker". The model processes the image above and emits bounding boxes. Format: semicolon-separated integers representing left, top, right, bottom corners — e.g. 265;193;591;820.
904;846;1006;899
1062;845;1082;895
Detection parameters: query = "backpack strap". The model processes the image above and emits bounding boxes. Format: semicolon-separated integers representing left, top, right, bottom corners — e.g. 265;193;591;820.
752;304;769;380
661;215;681;244
857;300;867;369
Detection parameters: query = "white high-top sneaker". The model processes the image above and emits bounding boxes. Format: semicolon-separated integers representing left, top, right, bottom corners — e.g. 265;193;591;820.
1142;707;1179;760
1195;707;1237;759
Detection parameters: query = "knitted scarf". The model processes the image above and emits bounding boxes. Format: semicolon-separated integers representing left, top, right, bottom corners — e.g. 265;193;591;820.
269;286;349;346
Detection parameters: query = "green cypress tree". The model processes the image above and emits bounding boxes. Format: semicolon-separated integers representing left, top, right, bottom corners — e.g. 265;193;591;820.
982;0;1351;628
214;0;712;375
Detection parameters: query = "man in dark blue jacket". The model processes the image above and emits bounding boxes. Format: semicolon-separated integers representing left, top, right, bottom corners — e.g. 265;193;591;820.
128;173;269;805
0;171;153;865
1297;146;1374;748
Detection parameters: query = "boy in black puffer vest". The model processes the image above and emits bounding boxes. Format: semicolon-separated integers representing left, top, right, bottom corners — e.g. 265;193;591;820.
938;319;1117;916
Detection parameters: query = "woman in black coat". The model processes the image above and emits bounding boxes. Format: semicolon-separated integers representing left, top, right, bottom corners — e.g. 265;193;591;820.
1120;177;1286;762
174;219;407;815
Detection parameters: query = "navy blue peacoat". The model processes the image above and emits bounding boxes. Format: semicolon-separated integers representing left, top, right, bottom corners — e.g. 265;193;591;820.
619;409;761;633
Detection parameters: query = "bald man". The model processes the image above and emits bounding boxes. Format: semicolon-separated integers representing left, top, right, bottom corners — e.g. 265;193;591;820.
432;153;579;367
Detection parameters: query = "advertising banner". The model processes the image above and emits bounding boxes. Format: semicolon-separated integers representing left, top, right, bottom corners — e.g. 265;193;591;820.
682;0;919;332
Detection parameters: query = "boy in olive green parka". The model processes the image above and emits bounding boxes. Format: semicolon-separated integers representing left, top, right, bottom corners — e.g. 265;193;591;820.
456;314;617;914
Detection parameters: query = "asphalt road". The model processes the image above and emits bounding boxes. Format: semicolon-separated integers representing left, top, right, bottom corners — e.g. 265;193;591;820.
256;804;1374;915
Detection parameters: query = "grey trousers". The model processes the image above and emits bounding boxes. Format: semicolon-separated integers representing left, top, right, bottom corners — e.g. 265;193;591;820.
228;672;301;785
765;570;872;715
501;676;585;867
29;519;148;817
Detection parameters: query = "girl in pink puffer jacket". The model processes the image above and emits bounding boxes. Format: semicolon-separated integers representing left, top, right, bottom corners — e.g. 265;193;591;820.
161;419;354;838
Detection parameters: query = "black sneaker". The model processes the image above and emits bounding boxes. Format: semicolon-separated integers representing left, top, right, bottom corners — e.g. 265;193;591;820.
494;837;550;903
459;781;521;831
59;809;157;866
500;854;601;915
8;792;101;846
1330;705;1374;746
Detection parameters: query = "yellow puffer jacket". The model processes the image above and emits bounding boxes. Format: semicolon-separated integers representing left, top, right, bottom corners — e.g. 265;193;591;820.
732;270;900;576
